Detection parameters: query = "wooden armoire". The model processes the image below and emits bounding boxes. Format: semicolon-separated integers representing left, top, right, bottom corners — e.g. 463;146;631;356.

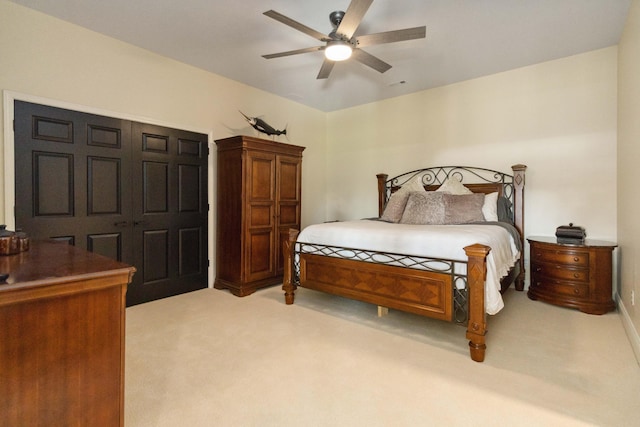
215;135;304;296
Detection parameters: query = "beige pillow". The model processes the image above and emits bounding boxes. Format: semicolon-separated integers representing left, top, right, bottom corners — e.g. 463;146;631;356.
436;176;472;195
399;192;447;225
380;175;426;223
443;193;486;224
400;192;485;225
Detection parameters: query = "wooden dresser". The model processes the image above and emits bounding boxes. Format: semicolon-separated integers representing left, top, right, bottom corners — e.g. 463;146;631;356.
0;241;135;426
527;236;616;315
215;135;304;296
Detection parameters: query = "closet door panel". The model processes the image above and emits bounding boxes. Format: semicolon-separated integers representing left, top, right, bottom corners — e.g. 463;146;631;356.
128;122;208;305
15;101;133;266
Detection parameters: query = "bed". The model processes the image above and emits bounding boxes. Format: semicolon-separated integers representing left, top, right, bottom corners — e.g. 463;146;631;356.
282;165;526;362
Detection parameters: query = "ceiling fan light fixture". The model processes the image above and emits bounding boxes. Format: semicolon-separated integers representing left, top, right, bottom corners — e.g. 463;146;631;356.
325;40;352;61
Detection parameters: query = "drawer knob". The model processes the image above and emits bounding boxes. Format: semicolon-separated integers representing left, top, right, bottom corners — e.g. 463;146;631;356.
574;273;580;278
574;257;580;262
574;288;580;294
536;267;542;272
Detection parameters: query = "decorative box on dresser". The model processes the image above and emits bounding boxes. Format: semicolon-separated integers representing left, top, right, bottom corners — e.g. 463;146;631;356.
527;236;616;315
215;135;304;296
0;241;135;426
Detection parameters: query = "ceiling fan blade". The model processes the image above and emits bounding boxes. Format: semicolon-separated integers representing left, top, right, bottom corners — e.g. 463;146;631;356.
263;46;324;59
264;10;328;41
336;0;374;39
355;26;426;48
316;59;335;79
351;49;392;73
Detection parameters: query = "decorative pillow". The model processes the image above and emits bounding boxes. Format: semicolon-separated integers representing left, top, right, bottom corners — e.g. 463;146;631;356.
380;175;426;223
443;193;486;224
482;192;499;221
380;191;411;222
399;192;485;225
436;176;472;195
399;192;446;225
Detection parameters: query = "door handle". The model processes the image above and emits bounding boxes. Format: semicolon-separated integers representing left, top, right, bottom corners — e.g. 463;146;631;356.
113;221;129;227
133;221;146;226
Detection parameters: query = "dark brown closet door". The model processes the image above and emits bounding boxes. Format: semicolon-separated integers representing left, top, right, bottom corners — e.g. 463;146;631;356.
127;122;208;305
14;101;134;262
13;101;208;306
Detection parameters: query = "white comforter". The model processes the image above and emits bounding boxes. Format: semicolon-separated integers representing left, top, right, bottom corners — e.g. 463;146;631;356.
296;220;520;315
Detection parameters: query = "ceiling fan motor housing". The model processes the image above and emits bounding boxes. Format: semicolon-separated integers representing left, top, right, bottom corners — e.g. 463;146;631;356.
329;11;345;29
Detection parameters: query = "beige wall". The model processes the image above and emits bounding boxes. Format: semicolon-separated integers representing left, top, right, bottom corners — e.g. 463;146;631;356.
326;48;618;243
0;1;328;286
618;0;640;362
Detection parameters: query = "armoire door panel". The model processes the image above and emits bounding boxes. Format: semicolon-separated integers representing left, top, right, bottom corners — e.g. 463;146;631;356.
247;230;274;279
249;204;273;227
33;152;74;216
249;155;275;201
277;159;300;201
279;204;299;226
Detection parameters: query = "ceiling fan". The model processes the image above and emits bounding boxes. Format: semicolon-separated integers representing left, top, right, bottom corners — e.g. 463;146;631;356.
262;0;426;79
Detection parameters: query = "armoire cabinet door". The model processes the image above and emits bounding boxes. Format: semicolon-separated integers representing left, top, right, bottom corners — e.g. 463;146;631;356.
245;151;276;282
276;154;302;275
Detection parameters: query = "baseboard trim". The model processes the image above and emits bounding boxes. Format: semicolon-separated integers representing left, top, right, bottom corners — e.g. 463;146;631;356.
617;294;640;366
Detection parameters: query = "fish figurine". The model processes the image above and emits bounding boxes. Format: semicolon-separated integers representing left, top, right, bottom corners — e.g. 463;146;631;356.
239;111;287;136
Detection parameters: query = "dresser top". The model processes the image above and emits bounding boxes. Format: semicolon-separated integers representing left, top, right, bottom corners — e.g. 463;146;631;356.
1;240;135;290
527;235;617;248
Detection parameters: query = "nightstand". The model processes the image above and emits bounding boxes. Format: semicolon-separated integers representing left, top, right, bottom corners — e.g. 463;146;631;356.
527;236;617;315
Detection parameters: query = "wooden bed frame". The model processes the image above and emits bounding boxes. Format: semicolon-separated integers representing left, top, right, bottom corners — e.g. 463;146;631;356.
282;165;526;362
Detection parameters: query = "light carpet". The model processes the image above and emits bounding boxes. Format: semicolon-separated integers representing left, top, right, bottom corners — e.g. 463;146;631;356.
125;286;640;426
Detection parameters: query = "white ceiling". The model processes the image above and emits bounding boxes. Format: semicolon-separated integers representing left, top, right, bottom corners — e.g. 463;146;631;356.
9;0;631;112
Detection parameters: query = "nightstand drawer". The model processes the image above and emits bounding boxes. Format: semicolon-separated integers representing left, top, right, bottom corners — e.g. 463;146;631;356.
531;263;589;282
531;247;589;267
530;275;589;298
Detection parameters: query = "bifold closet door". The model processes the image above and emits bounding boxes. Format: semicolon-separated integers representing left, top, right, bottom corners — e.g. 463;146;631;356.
13;101;134;262
127;122;208;305
13;101;208;305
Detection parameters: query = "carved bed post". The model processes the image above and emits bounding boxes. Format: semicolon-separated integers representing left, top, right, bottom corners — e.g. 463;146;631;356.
282;228;299;305
511;164;527;291
464;244;491;363
376;173;388;217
